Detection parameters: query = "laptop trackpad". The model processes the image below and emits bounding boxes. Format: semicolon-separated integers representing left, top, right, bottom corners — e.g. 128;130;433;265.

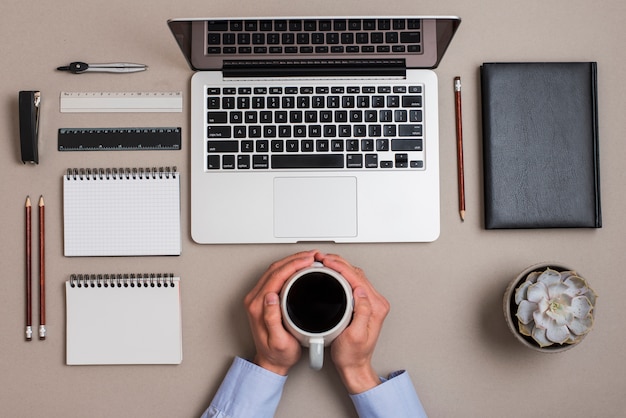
274;177;357;239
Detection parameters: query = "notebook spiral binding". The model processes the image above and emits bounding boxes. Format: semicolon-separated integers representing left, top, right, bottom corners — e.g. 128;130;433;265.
69;273;176;288
65;166;178;181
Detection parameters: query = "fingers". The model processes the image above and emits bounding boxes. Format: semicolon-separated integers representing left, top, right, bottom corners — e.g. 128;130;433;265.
317;253;388;310
245;250;318;308
252;292;301;375
262;292;287;339
346;287;373;341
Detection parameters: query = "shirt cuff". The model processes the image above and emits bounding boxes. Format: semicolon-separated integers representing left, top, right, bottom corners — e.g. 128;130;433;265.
204;357;287;418
349;370;428;418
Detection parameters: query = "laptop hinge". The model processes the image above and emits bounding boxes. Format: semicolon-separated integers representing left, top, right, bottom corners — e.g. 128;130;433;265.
223;59;406;78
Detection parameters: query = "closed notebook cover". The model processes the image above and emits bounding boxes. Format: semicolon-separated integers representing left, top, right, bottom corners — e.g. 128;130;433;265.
481;62;601;229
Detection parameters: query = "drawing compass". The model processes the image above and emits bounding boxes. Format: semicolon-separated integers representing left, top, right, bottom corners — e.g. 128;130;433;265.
57;61;148;74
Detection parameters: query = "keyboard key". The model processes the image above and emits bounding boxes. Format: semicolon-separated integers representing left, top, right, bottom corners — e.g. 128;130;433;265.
207;155;220;169
378;19;391;30
297;33;310;44
376;139;389;151
241;140;254;152
289;20;302;31
334;20;347;31
208;21;228;31
208;126;232;138
237;155;250;169
252;33;265;44
253;155;269;169
207;112;228;123
395;153;408;168
398;125;423;137
348;19;361;30
347;154;363;168
319;20;332;31
407;19;421;29
272;154;344;169
316;139;329;152
410;110;423;122
363;19;376;30
286;140;299;152
365;154;378;168
371;32;384;43
222;155;235;169
301;140;314;151
361;139;374;151
271;140;284;152
331;140;344;151
230;21;243;31
391;139;422;151
208;140;238;152
402;95;422;107
393;19;405;30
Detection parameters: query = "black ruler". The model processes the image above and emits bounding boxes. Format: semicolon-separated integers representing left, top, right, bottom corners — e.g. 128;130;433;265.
58;127;182;151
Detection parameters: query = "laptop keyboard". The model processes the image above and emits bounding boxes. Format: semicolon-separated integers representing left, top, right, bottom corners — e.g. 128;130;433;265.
206;82;425;170
206;18;422;56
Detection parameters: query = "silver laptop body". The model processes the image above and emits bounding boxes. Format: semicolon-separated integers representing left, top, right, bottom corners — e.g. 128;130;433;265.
168;16;460;244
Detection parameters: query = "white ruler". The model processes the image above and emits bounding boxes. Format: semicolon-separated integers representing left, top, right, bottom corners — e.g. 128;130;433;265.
60;91;183;113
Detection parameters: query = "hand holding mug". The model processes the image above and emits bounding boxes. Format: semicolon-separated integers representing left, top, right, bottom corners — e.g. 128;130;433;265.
243;250;319;375
319;253;391;394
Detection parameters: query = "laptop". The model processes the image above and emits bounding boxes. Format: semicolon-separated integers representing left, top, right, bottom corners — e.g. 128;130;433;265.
168;16;460;244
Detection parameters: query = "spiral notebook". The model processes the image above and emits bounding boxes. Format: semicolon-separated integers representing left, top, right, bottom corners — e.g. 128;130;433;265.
63;167;181;256
66;273;183;365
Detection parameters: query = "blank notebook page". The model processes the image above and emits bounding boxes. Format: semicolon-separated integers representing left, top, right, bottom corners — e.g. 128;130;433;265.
63;168;181;256
66;275;183;365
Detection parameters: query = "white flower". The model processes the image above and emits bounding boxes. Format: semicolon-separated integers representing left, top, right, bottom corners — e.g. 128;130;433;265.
515;268;596;348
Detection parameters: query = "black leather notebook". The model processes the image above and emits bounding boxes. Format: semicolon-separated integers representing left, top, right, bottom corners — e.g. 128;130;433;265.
481;62;601;229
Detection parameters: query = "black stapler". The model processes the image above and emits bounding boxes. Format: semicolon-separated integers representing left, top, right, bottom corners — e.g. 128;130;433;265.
19;90;40;164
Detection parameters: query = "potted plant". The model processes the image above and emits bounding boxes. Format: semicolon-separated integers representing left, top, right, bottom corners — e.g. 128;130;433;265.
503;263;598;352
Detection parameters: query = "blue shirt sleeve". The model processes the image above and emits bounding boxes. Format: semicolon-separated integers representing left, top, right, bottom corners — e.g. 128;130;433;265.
349;370;428;418
200;357;287;418
200;359;426;418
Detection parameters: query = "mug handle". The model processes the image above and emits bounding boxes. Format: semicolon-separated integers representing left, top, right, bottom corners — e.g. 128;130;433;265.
309;337;325;370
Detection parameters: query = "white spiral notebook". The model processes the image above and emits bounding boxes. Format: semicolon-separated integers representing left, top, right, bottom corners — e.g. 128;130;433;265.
65;273;183;365
63;167;181;256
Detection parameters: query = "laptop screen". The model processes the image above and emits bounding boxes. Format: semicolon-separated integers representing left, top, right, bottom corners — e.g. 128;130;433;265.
167;16;460;72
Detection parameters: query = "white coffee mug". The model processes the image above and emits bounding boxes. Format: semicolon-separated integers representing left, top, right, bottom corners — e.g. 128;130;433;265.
281;262;354;370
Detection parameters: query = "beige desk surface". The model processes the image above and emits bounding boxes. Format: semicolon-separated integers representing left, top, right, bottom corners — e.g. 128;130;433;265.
1;1;625;417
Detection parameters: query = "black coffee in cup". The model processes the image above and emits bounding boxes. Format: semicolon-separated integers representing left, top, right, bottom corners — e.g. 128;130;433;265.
285;272;348;333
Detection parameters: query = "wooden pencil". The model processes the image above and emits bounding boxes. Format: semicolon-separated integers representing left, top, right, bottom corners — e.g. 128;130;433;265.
454;76;466;221
38;196;46;340
25;196;32;341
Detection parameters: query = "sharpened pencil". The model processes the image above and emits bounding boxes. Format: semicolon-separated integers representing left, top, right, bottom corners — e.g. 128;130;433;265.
38;196;46;340
25;196;32;341
454;77;466;221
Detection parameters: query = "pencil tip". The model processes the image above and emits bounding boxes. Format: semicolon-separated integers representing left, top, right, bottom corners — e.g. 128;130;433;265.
26;196;31;206
460;210;465;221
38;195;44;206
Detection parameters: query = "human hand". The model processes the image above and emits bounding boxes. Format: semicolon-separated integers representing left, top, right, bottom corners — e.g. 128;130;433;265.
244;250;319;375
317;253;390;394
